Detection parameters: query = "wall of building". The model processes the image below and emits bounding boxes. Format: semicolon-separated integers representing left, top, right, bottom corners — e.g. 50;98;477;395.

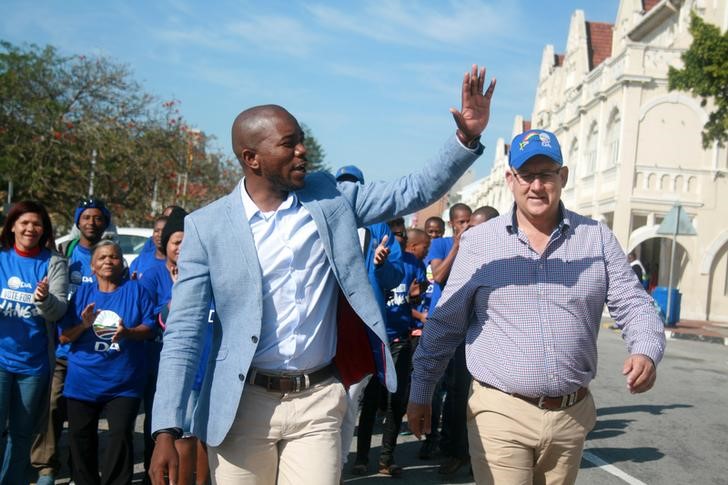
459;0;728;321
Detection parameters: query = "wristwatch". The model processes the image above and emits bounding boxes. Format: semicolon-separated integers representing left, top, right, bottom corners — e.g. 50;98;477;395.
152;427;183;441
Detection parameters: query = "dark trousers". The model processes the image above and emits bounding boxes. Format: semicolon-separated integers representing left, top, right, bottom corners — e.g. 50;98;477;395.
412;335;445;443
440;342;471;459
142;364;159;485
355;339;412;466
66;396;140;485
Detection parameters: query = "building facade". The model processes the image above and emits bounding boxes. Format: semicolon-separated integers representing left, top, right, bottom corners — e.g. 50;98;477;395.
460;0;728;321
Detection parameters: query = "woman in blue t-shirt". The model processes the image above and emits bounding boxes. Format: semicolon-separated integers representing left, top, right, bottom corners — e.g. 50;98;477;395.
0;200;68;485
61;240;154;485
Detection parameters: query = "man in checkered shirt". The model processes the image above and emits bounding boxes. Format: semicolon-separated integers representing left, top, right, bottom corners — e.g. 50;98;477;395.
407;129;666;485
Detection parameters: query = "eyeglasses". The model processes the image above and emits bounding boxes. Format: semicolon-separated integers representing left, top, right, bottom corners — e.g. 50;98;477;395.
392;231;407;240
511;168;562;185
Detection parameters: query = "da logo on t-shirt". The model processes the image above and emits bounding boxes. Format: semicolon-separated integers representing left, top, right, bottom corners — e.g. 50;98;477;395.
93;310;121;341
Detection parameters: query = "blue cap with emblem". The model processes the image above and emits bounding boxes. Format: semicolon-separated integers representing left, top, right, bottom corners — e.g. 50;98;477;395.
509;129;563;170
335;165;365;184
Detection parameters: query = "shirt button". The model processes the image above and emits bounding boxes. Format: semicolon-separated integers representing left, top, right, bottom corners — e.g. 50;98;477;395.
251;336;258;343
238;373;245;381
539;263;544;269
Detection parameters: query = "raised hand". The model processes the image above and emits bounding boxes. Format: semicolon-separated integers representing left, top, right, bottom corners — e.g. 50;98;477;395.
451;64;497;145
112;319;127;343
81;303;99;329
34;276;49;302
373;235;391;266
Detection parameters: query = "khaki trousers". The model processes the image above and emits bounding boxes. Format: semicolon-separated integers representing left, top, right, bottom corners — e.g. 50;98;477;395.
209;377;347;485
467;383;596;485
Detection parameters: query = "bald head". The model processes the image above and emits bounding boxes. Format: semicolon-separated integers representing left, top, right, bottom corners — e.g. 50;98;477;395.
231;104;297;162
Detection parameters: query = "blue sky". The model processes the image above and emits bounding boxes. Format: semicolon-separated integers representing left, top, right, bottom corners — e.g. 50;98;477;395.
2;0;619;180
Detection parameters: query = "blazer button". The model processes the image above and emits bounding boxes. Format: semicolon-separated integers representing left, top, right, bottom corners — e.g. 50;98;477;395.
238;373;245;381
251;336;258;343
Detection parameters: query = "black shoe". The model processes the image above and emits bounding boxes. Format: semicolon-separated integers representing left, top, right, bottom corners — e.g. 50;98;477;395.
351;461;368;475
438;456;470;475
418;439;437;460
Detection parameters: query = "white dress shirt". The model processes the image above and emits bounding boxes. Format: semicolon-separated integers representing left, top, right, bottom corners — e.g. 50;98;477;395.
240;180;338;371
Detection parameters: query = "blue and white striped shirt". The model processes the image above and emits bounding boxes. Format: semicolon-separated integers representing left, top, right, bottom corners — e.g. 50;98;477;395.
410;205;666;403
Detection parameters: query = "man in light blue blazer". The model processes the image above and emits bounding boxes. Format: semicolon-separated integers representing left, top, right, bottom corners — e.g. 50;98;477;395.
150;65;496;485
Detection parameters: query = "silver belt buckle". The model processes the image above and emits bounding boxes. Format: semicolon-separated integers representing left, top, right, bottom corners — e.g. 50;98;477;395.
537;396;548;409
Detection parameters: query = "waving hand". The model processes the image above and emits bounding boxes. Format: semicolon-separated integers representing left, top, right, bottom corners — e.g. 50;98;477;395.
451;64;496;145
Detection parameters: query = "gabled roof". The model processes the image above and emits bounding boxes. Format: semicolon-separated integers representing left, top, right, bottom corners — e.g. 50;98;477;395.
585;21;613;70
642;0;661;13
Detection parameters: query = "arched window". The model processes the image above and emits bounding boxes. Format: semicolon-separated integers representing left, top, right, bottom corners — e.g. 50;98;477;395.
584;122;598;175
606;110;620;167
568;139;579;173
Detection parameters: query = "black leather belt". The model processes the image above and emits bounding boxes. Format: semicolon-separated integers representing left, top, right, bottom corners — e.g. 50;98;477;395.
480;382;588;410
247;364;335;393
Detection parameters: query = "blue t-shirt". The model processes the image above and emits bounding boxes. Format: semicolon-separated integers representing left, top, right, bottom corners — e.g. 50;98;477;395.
56;243;95;360
194;306;217;392
130;246;166;279
0;249;52;375
67;244;94;294
424;237;454;312
138;263;173;316
385;252;426;341
61;278;155;402
138;263;173;371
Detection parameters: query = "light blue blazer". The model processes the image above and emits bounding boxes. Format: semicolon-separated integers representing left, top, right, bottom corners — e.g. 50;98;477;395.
152;135;482;446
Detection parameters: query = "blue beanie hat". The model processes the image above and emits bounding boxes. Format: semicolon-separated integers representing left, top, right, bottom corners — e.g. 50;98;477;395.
73;198;111;229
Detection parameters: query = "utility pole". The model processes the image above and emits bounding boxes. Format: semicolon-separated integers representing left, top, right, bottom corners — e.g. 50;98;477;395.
88;149;97;197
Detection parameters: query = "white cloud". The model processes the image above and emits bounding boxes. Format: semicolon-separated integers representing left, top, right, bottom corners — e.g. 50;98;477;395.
307;0;518;48
225;15;323;58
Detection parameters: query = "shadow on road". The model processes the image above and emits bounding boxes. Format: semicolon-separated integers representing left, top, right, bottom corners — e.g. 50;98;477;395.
580;447;665;468
596;403;692;417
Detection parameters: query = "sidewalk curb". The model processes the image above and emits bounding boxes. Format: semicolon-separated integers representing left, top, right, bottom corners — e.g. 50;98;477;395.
600;322;728;346
664;329;728;346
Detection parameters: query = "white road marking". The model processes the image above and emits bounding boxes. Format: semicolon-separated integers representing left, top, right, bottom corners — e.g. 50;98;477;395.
582;451;648;485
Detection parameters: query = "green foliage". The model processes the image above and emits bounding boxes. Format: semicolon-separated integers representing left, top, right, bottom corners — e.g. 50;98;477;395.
301;123;329;172
0;40;241;232
668;13;728;148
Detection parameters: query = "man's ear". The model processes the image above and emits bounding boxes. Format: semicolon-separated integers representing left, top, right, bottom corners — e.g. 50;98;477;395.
241;147;258;170
505;169;515;191
560;166;569;188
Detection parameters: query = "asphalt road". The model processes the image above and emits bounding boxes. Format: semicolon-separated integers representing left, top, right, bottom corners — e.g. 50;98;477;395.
340;329;728;485
44;328;727;484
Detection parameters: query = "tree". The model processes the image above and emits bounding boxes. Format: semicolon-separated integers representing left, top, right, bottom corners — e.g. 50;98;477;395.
301;123;329;172
668;13;728;147
0;41;240;231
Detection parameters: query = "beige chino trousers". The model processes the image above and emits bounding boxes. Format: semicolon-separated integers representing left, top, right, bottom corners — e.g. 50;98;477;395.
208;377;347;485
467;383;597;485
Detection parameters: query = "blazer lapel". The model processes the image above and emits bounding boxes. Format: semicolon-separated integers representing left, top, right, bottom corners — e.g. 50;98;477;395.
223;186;263;287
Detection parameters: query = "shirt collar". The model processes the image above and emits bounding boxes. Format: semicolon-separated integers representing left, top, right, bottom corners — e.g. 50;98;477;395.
505;201;571;235
240;178;299;222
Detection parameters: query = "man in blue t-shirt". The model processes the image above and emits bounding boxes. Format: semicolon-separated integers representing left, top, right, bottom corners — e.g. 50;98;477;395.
130;215;168;280
420;202;472;470
32;197;113;485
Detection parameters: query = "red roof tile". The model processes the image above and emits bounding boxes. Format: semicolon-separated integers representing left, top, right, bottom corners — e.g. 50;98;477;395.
642;0;660;13
585;21;613;70
522;120;532;132
504;143;510;155
554;53;565;67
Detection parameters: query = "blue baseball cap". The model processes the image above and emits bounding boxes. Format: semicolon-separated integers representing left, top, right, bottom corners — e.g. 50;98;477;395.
335;165;364;184
509;129;563;170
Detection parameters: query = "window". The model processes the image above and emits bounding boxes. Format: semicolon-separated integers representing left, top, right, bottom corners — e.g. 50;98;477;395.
606;110;620;167
584;122;598;175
